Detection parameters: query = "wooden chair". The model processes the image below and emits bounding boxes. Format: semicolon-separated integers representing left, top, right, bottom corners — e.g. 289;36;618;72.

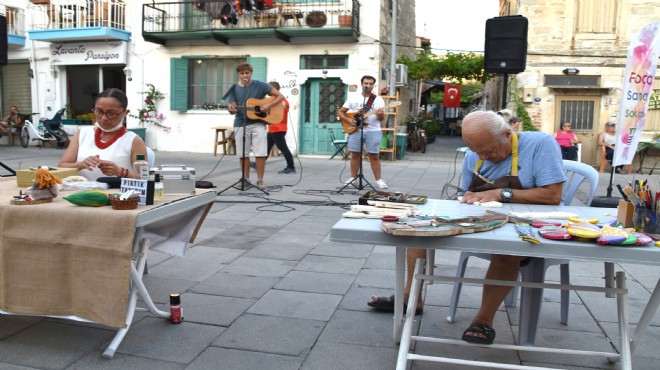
213;127;236;156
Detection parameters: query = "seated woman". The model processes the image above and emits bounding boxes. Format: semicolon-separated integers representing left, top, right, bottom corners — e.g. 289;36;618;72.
598;121;626;173
0;105;24;133
553;121;580;160
58;88;148;181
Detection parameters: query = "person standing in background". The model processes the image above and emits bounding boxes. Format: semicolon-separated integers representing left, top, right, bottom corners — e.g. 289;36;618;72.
509;117;523;132
265;81;296;174
336;75;388;189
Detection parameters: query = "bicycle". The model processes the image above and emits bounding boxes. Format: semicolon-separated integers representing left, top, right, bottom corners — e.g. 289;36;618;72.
408;118;427;153
19;108;70;149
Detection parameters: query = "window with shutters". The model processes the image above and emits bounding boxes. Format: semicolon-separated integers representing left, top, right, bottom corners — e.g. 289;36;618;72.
575;0;618;35
170;57;267;111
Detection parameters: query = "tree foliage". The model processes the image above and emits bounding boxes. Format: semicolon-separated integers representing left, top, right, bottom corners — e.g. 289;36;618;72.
398;52;491;84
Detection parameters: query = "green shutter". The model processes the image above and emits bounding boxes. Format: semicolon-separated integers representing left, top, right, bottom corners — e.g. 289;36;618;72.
247;57;267;81
170;58;189;111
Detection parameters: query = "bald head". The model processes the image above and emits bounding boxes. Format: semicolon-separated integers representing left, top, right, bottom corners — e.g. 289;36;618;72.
462;111;513;163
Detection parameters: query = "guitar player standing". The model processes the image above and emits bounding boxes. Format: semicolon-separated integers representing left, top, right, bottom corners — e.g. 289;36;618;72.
223;62;284;190
337;75;388;189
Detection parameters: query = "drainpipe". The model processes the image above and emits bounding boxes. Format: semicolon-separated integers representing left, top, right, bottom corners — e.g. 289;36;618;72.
388;0;397;97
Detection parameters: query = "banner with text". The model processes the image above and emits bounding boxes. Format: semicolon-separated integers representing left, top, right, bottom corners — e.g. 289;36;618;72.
49;41;128;65
614;23;660;166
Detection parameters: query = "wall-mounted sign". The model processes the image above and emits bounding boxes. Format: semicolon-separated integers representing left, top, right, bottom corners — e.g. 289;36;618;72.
50;41;128;65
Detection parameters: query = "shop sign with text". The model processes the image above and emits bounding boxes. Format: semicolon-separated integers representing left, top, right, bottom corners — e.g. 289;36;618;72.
49;41;127;65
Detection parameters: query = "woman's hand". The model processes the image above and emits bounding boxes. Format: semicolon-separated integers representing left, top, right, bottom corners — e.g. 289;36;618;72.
98;159;121;177
79;155;101;171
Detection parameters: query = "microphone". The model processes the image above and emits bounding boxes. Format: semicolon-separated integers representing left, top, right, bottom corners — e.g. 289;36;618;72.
242;78;248;84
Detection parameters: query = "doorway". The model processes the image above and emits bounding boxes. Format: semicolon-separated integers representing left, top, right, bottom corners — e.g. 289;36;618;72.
555;95;601;165
299;78;346;155
65;65;125;119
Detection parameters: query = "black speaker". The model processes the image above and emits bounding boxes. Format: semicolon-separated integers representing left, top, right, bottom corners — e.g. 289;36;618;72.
0;16;7;65
484;16;528;74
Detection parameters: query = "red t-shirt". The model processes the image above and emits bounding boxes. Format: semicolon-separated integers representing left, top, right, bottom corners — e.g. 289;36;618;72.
268;98;289;133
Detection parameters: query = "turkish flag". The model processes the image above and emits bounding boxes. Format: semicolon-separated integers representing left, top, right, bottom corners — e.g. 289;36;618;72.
443;84;461;107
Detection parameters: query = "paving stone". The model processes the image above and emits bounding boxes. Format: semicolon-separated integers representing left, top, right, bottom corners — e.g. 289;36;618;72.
116;317;223;363
0;316;42;340
67;351;185;370
0;321;113;369
248;290;341;321
244;242;314;261
274;270;355;295
310;241;374;259
213;314;324;356
191;272;279;299
148;246;242;281
295;255;365;275
318;309;399;348
300;341;397;370
178;293;255;326
186;347;301;370
222;256;296;277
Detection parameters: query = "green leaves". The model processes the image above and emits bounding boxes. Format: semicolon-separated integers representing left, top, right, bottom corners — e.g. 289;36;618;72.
398;52;491;84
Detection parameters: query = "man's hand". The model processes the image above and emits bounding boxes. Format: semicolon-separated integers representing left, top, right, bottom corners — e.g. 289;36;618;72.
227;104;238;115
460;190;502;204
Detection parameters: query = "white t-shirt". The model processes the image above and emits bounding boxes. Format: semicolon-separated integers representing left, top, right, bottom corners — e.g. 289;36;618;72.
76;126;138;181
342;93;385;132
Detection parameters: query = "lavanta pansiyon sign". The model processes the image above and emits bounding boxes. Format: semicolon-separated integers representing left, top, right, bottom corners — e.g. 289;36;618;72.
49;41;128;65
613;23;660;166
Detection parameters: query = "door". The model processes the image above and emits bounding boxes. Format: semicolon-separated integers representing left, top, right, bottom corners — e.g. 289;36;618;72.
299;78;345;154
555;95;600;165
1;62;32;114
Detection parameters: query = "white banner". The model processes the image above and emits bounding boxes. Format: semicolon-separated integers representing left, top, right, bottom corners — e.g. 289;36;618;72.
49;41;128;65
614;23;660;166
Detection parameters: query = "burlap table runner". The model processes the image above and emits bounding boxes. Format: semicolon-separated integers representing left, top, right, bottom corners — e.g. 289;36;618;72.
0;179;139;328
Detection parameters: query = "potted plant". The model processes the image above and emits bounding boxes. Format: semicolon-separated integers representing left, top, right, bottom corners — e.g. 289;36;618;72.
423;119;441;143
129;83;170;134
338;10;352;27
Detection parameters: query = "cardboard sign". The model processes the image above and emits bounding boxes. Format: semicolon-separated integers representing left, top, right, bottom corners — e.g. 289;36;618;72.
120;178;154;206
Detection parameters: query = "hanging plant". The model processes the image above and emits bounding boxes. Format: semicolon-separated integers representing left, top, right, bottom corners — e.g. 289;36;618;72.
129;83;170;132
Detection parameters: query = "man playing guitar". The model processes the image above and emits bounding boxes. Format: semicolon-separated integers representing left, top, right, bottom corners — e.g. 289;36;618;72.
336;75;388;189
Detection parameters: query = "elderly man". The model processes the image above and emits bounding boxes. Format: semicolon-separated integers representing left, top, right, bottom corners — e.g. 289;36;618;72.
0;105;23;132
368;110;566;345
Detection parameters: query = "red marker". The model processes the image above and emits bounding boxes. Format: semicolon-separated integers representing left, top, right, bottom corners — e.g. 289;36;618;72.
170;294;183;324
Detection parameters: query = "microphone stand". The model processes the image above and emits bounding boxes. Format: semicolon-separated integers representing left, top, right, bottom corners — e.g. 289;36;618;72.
218;79;269;195
337;87;376;193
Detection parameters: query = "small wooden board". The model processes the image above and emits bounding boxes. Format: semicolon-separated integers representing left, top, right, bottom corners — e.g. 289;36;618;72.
381;214;508;236
10;198;53;205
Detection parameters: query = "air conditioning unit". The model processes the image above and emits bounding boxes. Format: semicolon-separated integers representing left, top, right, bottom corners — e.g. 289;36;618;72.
395;64;408;86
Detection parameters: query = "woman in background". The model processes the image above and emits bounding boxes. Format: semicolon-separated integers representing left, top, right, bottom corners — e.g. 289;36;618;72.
598;121;625;173
553;121;580;161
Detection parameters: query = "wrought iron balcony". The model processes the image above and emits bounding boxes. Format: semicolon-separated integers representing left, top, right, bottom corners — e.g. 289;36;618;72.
142;0;360;46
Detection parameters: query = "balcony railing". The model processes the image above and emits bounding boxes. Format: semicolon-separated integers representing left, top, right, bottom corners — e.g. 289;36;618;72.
143;0;359;43
28;0;126;30
3;6;26;36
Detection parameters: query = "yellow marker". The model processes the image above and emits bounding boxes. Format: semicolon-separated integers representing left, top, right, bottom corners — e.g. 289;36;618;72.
656;241;660;247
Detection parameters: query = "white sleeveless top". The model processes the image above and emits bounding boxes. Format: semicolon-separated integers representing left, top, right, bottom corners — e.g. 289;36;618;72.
603;132;616;146
76;126;137;180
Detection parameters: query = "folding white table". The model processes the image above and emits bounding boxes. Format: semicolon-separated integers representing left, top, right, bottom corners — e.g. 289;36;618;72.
330;200;660;369
0;181;216;359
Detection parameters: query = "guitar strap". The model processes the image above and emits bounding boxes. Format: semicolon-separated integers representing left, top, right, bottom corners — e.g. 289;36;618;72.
364;93;377;111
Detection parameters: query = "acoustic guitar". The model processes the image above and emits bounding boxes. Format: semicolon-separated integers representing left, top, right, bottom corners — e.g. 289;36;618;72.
230;97;285;125
341;102;401;134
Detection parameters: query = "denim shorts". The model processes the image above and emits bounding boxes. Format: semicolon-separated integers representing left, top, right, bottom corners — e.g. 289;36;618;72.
347;130;382;154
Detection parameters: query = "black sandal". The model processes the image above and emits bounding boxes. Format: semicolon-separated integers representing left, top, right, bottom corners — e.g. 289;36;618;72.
462;322;496;344
367;295;423;315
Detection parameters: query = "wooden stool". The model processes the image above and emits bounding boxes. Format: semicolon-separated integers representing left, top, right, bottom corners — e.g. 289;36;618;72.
213;127;236;156
269;145;280;158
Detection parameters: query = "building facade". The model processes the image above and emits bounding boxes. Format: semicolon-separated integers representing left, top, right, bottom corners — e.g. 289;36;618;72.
1;0;417;154
491;0;660;166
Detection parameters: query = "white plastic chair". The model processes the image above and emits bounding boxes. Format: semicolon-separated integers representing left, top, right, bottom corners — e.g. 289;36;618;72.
445;160;599;345
146;147;155;169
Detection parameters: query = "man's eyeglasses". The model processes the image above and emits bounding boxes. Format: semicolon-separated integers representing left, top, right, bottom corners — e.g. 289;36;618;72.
93;107;124;120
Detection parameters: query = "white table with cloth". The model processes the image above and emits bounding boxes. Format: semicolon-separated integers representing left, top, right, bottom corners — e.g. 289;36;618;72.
0;177;216;358
330;199;660;370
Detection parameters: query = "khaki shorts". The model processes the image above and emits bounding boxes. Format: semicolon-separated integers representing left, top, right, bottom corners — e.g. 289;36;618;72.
235;123;268;158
